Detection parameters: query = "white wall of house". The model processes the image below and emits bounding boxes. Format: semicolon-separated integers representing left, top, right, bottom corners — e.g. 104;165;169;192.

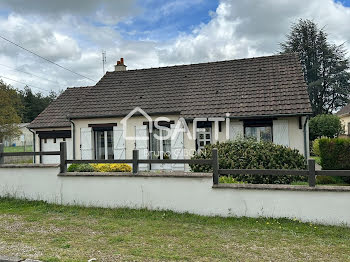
33;115;309;165
32;127;73;164
340;114;350;135
3;124;33;147
0;166;348;226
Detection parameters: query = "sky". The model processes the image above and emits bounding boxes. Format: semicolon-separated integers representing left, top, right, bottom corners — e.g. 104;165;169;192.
0;0;350;94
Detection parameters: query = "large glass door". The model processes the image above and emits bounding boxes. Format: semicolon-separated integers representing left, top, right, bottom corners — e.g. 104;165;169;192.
95;130;113;160
150;128;171;170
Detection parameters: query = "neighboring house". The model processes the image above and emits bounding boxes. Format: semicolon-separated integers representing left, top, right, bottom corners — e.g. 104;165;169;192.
2;123;33;147
337;104;350;136
28;53;313;169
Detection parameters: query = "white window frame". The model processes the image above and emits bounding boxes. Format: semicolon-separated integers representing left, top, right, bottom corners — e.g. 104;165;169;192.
197;127;212;151
244;126;272;142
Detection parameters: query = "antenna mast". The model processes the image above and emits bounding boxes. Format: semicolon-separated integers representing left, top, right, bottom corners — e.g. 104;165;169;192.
102;50;106;75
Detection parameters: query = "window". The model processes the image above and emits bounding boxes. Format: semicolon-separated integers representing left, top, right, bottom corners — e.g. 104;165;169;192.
244;120;272;142
150;128;171;160
197;127;212;150
95;130;113;160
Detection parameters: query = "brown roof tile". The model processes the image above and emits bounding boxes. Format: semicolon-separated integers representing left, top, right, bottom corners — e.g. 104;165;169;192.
30;53;312;128
28;86;92;129
337;103;350;116
70;53;312;119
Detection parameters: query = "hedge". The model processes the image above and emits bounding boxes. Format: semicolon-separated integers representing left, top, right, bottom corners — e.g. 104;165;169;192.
319;137;350;170
190;139;307;184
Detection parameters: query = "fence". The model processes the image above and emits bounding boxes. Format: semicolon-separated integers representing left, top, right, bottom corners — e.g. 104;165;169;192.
1;142;350;187
0;143;60;165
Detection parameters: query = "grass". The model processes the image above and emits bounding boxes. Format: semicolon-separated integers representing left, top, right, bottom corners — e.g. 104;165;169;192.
4;145;33;153
0;198;350;261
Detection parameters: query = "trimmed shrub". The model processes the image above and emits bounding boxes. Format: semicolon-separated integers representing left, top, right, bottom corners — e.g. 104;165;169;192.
219;176;246;184
319;137;350;173
190;139;307;184
67;163;95;172
312;138;321;156
316;175;343;185
309;114;344;141
91;164;132;172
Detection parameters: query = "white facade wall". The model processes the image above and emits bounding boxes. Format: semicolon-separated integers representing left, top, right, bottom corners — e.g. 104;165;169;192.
72;115;307;159
32;115;309;164
0;166;349;226
340;114;350;135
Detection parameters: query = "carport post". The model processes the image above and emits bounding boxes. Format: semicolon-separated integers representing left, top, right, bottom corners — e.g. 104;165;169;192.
60;142;67;173
0;143;4;164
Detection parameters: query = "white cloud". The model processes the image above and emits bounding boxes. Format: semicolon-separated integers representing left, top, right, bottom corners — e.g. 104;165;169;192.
158;0;350;64
0;0;350;95
0;0;140;24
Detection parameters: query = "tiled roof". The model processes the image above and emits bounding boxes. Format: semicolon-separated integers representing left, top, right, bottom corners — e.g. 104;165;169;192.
28;86;92;129
30;53;312;128
336;103;350;117
70;53;312;119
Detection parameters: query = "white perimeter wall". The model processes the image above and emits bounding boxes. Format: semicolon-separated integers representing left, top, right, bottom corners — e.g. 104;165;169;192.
0;166;349;226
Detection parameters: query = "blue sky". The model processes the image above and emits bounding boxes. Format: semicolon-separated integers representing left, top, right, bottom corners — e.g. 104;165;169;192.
0;0;350;94
117;0;219;41
336;0;350;6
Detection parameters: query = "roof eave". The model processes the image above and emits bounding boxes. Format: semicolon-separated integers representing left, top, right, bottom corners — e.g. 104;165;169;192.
27;125;71;130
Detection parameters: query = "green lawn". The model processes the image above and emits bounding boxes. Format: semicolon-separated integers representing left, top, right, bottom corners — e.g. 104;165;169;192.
0;198;350;261
4;145;33;153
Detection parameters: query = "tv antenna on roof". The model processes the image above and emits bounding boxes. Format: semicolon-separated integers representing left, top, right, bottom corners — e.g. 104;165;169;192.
102;50;106;75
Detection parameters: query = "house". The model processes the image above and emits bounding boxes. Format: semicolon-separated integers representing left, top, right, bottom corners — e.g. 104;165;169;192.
2;123;33;148
28;53;313;169
337;104;350;136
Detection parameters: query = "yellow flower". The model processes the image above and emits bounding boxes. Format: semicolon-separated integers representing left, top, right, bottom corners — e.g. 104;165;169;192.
91;163;132;172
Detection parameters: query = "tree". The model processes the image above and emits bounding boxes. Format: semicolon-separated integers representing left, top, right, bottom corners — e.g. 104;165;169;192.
309;114;344;141
281;19;350;115
18;86;58;123
0;81;22;142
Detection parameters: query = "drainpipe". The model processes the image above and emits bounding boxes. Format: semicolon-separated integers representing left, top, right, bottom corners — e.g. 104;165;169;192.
28;128;36;164
69;120;76;159
303;116;309;159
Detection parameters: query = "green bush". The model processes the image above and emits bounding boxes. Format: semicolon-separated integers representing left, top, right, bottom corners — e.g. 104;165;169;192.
67;163;95;172
309;114;344;141
319;138;350;180
312;138;321;156
190;139;307;184
219;176;247;184
316;175;343;185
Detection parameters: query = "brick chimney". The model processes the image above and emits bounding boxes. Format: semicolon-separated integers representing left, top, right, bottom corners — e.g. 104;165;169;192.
114;57;127;71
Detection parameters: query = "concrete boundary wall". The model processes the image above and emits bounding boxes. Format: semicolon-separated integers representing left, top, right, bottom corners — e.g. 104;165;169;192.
0;165;349;226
